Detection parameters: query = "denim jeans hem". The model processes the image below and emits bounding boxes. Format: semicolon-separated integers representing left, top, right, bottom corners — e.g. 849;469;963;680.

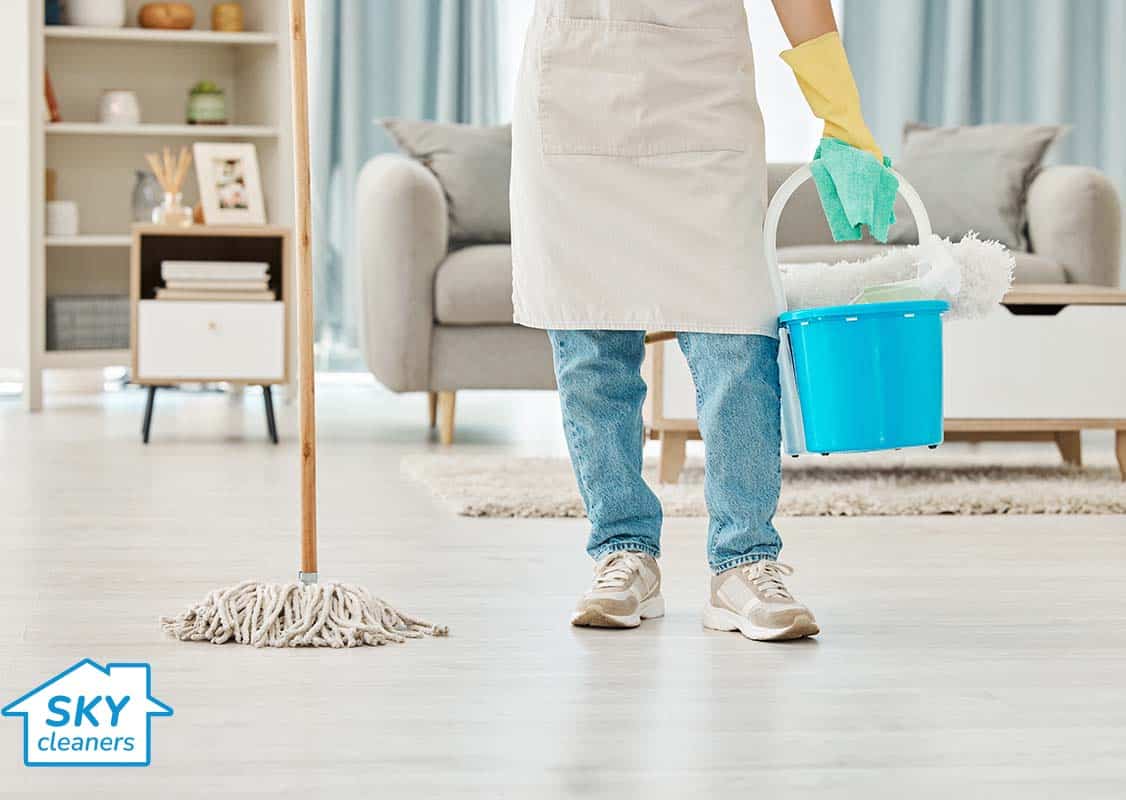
590;540;660;561
710;551;778;574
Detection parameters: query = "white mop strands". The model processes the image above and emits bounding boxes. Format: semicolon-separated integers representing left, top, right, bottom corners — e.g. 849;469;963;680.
780;232;1015;319
160;581;448;648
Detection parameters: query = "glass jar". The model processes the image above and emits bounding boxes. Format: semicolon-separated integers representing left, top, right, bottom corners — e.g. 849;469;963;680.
152;193;194;227
132;171;163;223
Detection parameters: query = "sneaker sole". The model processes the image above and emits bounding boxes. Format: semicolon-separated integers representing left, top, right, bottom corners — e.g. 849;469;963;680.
702;604;819;641
571;594;665;629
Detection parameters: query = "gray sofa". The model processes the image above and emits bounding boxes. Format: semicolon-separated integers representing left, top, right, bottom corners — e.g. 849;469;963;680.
356;155;1121;443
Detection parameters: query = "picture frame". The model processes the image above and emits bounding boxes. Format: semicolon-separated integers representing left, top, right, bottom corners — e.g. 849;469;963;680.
192;142;267;225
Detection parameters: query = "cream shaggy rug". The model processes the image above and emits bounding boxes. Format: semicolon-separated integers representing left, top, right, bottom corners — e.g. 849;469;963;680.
402;450;1126;517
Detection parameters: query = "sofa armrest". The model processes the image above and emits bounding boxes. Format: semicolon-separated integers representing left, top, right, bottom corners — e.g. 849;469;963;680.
1027;165;1122;287
355;154;449;392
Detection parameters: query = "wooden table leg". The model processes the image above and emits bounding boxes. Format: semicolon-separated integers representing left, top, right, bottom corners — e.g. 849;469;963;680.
658;430;689;484
1116;430;1126;482
1054;431;1082;467
437;391;456;445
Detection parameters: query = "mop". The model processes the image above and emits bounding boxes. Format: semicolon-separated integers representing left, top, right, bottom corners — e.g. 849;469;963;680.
779;232;1015;320
160;0;447;648
766;165;1015;321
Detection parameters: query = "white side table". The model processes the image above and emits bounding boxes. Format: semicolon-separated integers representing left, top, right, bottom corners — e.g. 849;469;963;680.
643;284;1126;483
130;225;291;443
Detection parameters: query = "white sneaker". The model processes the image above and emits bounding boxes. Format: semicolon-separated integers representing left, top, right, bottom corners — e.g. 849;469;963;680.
703;560;819;641
571;551;664;628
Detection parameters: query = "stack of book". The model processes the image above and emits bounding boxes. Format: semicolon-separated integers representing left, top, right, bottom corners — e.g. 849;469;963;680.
156;261;275;302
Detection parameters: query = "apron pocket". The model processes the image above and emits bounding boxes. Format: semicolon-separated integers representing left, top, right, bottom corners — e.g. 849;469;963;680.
537;17;751;157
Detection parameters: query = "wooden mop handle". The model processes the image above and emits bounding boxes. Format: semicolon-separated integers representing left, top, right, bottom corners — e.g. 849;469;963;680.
289;0;318;581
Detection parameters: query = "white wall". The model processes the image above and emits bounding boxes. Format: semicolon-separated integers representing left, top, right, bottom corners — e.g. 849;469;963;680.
497;0;843;162
0;0;31;373
497;0;532;124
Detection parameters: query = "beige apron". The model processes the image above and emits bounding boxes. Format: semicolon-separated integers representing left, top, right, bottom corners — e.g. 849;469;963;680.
510;0;774;335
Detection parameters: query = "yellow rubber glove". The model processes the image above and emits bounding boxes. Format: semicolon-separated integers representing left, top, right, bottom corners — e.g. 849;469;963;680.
780;31;882;161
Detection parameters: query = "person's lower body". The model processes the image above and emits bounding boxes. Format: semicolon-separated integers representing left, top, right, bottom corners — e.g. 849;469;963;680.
550;329;817;639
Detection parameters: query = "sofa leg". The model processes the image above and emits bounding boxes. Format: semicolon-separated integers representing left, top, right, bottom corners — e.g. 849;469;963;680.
658;430;688;484
427;391;438;428
1115;430;1126;482
1054;431;1082;467
437;391;456;445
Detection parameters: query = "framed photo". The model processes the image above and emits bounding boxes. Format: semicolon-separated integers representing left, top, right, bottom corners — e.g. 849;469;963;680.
192;142;266;225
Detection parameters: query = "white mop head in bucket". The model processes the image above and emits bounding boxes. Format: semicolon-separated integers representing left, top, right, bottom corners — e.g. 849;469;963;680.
161;581;448;648
780;232;1015;319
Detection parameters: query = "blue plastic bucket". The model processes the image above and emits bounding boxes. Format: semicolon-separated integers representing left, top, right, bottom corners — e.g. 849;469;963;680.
778;300;949;454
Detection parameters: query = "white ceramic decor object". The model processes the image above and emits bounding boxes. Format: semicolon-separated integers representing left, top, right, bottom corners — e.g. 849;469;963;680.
46;201;80;237
98;90;141;125
67;0;127;28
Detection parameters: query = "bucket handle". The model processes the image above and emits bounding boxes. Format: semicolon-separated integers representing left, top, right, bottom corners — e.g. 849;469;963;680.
764;165;932;312
764;164;932;455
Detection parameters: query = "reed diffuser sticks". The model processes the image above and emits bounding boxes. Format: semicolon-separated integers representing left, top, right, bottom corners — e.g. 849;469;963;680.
146;145;192;196
146;145;194;227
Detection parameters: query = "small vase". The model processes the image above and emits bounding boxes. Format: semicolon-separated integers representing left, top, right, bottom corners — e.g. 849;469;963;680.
187;90;227;125
132;171;163;223
152;193;193;228
99;90;141;126
212;3;245;32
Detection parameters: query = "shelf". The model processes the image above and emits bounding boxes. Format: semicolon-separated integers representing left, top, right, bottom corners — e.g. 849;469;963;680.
46;122;278;139
46;235;132;248
45;26;277;46
41;349;130;369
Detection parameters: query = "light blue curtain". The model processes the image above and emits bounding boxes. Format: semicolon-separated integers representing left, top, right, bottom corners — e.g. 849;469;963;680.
842;0;1126;193
309;1;500;367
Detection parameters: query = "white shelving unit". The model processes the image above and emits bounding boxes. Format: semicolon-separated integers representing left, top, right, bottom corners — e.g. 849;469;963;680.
6;0;294;410
46;122;279;138
46;235;133;248
44;25;278;46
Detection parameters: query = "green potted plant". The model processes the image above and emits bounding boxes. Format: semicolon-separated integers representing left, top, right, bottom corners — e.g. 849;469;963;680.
186;81;227;125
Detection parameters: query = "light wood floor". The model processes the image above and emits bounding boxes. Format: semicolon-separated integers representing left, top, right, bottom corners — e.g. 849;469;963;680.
1;381;1124;799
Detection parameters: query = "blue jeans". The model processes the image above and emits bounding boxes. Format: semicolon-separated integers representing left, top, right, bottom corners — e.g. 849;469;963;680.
548;330;783;574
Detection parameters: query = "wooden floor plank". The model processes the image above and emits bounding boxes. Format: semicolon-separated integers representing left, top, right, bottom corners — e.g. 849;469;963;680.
1;385;1124;798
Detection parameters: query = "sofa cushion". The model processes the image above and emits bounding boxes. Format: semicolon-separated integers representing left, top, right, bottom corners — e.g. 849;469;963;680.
1009;251;1069;284
777;244;1066;285
434;244;515;325
381;119;511;243
778;243;894;264
436;241;1064;327
888;123;1065;250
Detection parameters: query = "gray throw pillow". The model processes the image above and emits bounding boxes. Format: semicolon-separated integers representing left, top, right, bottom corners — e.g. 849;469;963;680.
380;119;511;243
888;123;1065;249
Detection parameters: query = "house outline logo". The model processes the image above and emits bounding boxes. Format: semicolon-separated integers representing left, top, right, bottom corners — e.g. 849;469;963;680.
2;658;173;767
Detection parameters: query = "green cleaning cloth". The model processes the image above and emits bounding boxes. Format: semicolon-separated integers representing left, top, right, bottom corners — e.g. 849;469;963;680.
809;137;899;243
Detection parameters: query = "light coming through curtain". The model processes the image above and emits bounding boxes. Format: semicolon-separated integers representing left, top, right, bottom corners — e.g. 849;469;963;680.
309;0;500;368
841;0;1125;195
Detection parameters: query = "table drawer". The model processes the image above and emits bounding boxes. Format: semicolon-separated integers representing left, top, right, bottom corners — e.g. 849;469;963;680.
944;305;1126;418
137;300;285;381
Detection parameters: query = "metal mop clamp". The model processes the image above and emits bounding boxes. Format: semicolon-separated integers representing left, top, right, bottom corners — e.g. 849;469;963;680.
764;166;934;456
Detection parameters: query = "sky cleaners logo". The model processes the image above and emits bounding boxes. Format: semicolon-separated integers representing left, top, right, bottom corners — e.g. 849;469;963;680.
2;659;172;767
